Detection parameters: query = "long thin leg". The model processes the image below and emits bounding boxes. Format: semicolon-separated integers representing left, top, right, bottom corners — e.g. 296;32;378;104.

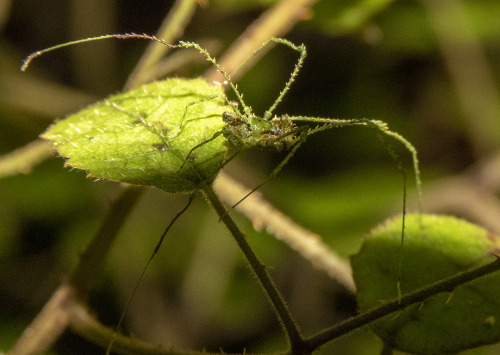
177;130;224;172
290;115;423;301
106;194;195;355
168;94;220;138
289;116;422;206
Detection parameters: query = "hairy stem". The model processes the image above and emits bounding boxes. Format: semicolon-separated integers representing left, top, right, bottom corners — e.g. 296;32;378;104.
305;257;500;349
200;182;306;353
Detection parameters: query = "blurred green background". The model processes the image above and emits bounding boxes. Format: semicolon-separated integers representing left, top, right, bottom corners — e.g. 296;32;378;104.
1;0;500;354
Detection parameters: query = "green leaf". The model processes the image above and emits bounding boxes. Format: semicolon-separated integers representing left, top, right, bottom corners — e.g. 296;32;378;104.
351;214;500;354
42;78;230;192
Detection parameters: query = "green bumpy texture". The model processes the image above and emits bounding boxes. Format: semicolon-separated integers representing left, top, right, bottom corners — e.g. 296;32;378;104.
351;214;500;354
42;78;230;192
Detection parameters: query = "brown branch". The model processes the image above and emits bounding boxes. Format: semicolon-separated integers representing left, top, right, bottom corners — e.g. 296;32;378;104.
9;285;80;355
214;173;356;293
423;152;500;234
421;0;500;155
204;0;318;83
124;0;199;90
9;186;144;354
0;140;53;178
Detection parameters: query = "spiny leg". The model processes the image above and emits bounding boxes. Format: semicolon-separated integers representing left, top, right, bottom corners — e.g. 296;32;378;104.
226;37;307;121
175;40;247;115
21;33;244;118
131;36;308;124
21;33;309;124
289;116;422;204
177;130;224;172
177;38;308;122
168;94;220;138
263;39;306;120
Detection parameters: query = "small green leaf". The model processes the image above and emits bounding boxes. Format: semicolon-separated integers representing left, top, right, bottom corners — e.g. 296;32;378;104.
351;214;500;354
42;78;230;192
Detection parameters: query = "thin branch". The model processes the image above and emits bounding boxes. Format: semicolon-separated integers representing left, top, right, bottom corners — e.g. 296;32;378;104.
214;173;356;293
421;0;500;155
0;139;53;178
422;152;500;235
9;285;79;355
124;0;199;90
69;186;144;291
10;186;143;354
305;257;500;349
68;301;286;355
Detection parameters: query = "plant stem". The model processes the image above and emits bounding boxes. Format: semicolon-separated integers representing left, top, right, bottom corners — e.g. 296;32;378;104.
422;0;500;154
304;257;500;350
0;139;53;178
69;186;144;291
9;284;79;355
200;182;307;353
10;186;144;355
69;302;202;355
214;173;356;292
